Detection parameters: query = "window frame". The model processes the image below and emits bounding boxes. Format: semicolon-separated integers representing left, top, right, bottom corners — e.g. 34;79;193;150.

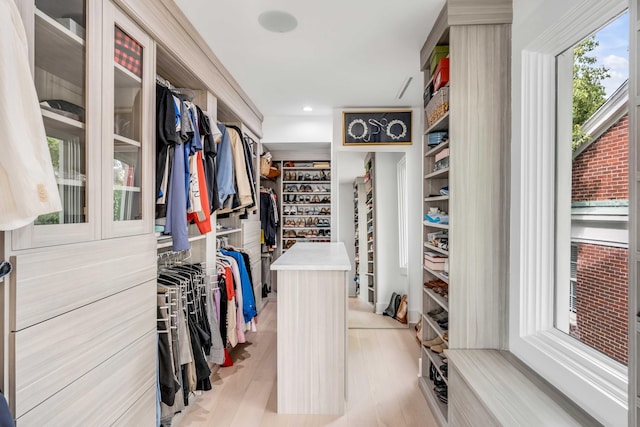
510;0;628;424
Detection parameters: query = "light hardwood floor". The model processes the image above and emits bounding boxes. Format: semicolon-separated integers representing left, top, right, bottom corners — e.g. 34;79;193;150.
173;300;437;426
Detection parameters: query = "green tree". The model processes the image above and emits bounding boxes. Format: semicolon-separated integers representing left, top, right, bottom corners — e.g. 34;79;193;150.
572;36;610;150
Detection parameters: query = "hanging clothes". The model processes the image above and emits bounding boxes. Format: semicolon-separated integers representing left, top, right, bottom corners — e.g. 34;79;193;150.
260;188;278;246
215;124;236;208
227;126;253;209
221;249;257;324
0;0;62;230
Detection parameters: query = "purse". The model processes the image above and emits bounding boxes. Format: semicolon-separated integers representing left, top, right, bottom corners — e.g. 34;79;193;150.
260;155;272;177
395;294;408;324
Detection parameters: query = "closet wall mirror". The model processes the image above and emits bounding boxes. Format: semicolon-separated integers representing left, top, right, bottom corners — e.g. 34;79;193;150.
337;150;411;330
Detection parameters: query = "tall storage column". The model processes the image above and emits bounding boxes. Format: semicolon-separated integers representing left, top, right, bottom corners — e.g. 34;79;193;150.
271;242;351;414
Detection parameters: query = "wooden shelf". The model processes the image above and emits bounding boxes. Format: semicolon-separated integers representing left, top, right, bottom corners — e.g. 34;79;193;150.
282;181;331;184
425;140;450;158
113;185;140;192
41;108;85;141
282;167;330;170
424;287;449;310
424;112;449;134
423;313;448;343
423;266;449;285
424;243;449;256
217;228;241;236
423;221;449;230
114;134;142;148
425;167;449;180
418;377;448;424
157;234;206;249
422;345;448;385
115;62;142;86
35;8;85;87
57;178;86;187
424;195;449;202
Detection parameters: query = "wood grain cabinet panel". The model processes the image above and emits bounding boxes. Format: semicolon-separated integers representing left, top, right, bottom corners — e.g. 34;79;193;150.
11;281;156;417
10;234;156;330
15;331;155;426
113;385;157;426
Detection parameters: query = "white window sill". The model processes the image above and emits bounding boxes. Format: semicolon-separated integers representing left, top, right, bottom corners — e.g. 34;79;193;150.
447;349;609;426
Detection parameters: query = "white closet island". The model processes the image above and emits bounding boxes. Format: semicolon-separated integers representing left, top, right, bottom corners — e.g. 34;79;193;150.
271;242;351;415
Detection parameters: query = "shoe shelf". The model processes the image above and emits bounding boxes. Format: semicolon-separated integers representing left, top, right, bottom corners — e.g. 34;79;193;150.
422;346;448;386
423;313;448;343
279;160;332;253
421;15;450;423
424;287;449;311
282;203;331;206
423;266;449;284
419;377;449;425
282;180;331;184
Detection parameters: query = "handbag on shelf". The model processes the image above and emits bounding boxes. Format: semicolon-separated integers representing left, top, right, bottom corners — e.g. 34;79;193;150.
260;155;272;177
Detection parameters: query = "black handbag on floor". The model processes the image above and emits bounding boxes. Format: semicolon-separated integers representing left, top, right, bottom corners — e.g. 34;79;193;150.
383;292;401;317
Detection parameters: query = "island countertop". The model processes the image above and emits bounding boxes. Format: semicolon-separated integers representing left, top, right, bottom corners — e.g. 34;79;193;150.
271;242;351;271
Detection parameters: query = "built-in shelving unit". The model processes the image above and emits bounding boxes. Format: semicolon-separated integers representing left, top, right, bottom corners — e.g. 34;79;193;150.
353;178;361;296
364;154;376;308
419;5;450;425
280;161;331;252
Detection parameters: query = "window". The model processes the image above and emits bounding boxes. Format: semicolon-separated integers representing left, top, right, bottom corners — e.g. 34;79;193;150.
511;0;628;425
555;12;629;365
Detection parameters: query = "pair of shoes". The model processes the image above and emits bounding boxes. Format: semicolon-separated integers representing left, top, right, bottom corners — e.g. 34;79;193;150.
431;342;448;354
422;336;443;347
428;307;444;316
430;311;448;321
434;387;448;404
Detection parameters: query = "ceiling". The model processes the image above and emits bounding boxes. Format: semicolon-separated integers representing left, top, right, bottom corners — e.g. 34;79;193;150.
174;0;445;117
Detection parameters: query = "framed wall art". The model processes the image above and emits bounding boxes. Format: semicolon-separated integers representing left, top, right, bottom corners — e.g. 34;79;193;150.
342;110;412;146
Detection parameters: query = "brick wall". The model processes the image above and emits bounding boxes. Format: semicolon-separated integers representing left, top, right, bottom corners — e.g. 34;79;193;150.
572;114;628;202
571;243;628;364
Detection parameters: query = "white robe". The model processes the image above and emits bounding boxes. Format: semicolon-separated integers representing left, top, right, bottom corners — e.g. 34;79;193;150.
0;0;62;230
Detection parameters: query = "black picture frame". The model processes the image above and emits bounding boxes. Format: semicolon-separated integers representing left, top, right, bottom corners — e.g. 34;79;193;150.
343;110;412;146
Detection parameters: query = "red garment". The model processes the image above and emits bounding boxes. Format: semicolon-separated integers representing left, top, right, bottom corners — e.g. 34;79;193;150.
187;151;212;234
224;266;235;300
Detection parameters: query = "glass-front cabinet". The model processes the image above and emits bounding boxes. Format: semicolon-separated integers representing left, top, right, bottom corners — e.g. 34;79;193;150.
13;0;154;248
12;0;100;249
102;3;154;237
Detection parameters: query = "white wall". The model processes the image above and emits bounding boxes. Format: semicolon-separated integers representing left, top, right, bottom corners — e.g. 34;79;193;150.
333;108;423;322
262;115;333;143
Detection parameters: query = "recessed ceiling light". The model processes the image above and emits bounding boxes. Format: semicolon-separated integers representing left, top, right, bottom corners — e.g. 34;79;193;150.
258;11;298;33
303;106;313;112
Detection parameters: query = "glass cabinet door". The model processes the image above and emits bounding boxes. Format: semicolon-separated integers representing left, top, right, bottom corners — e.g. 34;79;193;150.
13;0;99;249
103;4;153;237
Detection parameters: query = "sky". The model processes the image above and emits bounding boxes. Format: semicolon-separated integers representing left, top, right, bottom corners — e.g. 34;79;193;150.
592;11;629;97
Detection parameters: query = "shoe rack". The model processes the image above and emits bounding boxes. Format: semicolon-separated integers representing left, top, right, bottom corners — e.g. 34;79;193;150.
420;6;450;425
364;153;376;308
353;176;367;297
280;161;332;252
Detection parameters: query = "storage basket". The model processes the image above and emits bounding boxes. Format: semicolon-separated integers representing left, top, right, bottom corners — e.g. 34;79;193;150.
425;86;449;128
